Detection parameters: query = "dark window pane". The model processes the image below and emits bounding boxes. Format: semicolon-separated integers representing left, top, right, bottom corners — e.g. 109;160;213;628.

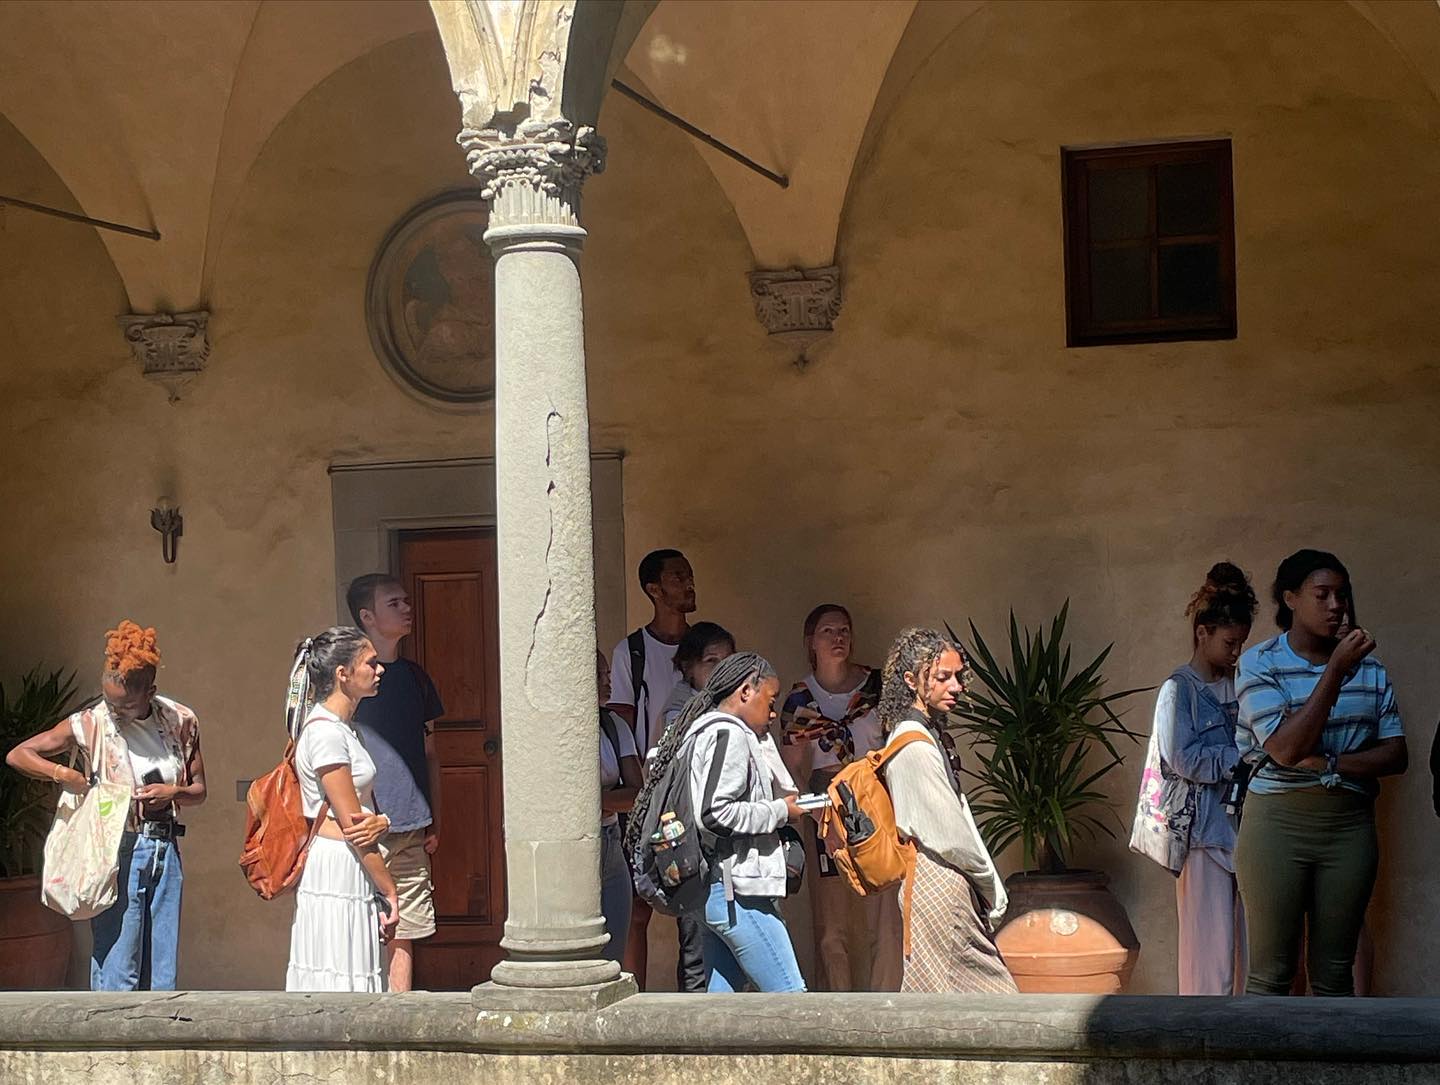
1090;243;1150;323
1158;243;1221;317
1156;161;1220;236
1087;167;1148;242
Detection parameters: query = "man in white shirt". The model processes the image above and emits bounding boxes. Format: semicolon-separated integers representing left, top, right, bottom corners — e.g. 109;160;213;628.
606;548;702;990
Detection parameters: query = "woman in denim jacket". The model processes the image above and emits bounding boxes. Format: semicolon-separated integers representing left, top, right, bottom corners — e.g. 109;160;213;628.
1141;563;1257;994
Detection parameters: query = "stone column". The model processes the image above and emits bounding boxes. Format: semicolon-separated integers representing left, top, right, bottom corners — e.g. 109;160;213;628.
464;117;624;997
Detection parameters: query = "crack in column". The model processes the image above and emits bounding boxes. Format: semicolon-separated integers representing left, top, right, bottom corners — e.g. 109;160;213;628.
525;401;563;689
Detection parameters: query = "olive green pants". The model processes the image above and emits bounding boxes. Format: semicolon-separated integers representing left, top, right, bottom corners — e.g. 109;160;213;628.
1233;788;1376;996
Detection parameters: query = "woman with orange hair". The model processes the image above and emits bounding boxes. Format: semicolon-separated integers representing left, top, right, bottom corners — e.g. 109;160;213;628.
6;621;206;989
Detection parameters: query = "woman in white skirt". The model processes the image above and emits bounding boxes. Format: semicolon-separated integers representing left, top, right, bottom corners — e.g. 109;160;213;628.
285;627;399;992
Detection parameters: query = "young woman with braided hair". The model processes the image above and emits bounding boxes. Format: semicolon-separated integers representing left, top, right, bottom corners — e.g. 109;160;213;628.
284;627;400;991
877;627;1016;994
1132;562;1256;994
631;652;808;992
7;621;206;990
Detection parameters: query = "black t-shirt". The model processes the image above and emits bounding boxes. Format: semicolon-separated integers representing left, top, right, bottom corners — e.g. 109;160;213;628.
352;658;445;833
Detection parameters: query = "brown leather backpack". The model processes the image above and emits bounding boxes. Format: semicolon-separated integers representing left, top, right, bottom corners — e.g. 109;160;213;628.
818;730;934;954
238;739;328;900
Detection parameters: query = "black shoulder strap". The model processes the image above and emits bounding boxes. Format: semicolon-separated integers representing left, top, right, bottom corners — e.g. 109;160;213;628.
627;628;648;742
599;709;623;759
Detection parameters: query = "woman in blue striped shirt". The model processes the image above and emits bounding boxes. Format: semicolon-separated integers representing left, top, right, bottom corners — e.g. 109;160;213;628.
1234;549;1408;995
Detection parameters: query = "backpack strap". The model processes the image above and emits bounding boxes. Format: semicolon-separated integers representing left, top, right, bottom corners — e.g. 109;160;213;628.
627;628;648;748
901;855;916;959
291;715;333;847
877;730;932;960
873;729;936;771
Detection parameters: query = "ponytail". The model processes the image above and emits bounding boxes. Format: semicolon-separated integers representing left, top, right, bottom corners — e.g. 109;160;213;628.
623;651;776;856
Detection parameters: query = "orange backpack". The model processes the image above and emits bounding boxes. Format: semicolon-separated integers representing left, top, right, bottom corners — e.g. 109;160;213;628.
818;730;934;954
238;739;328;900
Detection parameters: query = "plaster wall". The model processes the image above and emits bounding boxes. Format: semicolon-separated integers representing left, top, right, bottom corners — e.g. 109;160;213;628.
1;0;1438;997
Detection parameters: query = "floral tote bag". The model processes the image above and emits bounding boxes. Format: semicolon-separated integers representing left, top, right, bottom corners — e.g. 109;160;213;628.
41;709;132;920
1128;679;1197;875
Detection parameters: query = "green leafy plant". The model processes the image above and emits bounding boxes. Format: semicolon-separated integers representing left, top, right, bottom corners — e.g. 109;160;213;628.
0;668;80;878
947;603;1147;875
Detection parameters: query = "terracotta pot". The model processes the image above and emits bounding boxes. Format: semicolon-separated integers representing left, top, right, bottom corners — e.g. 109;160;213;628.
0;875;72;990
993;869;1139;993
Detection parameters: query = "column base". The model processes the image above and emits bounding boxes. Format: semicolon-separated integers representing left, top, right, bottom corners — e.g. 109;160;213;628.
472;973;637;1013
490;951;621;989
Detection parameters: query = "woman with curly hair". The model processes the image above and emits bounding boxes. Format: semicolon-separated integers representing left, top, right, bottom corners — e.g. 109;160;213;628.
1131;562;1256;994
877;627;1015;994
6;621;206;990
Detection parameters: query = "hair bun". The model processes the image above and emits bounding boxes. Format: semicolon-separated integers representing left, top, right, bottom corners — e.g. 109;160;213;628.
1205;562;1250;594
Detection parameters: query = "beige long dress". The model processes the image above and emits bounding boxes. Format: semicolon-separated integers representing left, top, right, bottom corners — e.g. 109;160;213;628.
883;719;1017;994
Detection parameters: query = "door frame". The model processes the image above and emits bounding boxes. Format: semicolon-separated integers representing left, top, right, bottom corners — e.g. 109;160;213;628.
328;454;627;648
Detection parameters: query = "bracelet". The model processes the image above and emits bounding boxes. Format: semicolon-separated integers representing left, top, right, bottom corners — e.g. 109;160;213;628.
51;762;63;784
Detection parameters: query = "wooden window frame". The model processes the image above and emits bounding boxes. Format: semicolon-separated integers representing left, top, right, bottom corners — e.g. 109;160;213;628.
1062;139;1236;347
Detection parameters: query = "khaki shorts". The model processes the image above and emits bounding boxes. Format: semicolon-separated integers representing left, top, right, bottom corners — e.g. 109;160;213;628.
379;829;437;941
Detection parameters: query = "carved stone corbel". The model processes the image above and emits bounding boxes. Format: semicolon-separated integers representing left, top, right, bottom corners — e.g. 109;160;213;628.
748;266;842;366
117;311;211;402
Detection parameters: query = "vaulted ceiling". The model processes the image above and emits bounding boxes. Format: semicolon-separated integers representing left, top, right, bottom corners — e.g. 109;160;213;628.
1;0;1436;311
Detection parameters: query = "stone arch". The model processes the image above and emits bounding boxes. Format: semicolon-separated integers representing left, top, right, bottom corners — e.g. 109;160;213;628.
427;0;657;136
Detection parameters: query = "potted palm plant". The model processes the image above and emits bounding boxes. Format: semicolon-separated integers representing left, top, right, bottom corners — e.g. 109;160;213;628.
948;604;1147;993
0;667;80;989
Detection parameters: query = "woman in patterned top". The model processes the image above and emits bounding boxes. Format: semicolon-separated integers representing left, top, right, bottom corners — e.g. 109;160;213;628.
1234;549;1408;996
779;603;901;991
7;621;206;990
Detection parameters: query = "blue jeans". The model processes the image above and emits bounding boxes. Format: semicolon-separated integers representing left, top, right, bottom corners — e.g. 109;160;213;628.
90;833;183;990
600;822;632;963
702;878;806;992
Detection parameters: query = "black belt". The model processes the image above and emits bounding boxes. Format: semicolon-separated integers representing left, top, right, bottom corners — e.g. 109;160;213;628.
132;819;185;840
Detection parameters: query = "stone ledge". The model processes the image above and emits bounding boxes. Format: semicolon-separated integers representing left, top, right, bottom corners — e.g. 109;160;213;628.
0;992;1437;1062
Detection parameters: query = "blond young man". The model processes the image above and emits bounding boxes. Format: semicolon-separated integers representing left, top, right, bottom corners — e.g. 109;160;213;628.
348;574;444;992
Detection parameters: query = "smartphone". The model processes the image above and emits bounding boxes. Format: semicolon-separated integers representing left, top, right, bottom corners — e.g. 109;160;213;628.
795;792;833;811
374;892;394;920
141;768;164;786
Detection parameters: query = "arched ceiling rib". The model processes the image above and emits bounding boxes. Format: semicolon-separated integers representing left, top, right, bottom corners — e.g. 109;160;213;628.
0;0;434;312
0;0;1436;312
0;0;260;311
621;0;917;269
200;1;436;296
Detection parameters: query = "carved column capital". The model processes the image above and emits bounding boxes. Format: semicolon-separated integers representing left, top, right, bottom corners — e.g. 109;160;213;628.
459;118;606;232
748;266;842;364
117;310;211;402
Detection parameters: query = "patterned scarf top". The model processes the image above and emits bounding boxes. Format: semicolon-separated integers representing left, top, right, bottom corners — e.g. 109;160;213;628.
779;666;882;766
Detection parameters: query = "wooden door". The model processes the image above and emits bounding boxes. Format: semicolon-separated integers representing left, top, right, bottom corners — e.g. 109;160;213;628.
397;528;506;989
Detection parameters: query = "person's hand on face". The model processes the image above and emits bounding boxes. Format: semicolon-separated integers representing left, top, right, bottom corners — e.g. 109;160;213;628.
1331;628;1376;674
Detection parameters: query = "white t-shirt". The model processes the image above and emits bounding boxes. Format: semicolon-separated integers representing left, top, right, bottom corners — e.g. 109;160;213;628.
295;706;377;820
806;674;884;772
1206;676;1237;704
599;708;640;828
608;627;683;755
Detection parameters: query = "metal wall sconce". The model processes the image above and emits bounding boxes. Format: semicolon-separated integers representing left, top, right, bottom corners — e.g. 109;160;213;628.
151;501;183;564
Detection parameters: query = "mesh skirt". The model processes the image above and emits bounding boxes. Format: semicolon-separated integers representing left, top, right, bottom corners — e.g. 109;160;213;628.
285;836;385;992
902;848;1017;994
